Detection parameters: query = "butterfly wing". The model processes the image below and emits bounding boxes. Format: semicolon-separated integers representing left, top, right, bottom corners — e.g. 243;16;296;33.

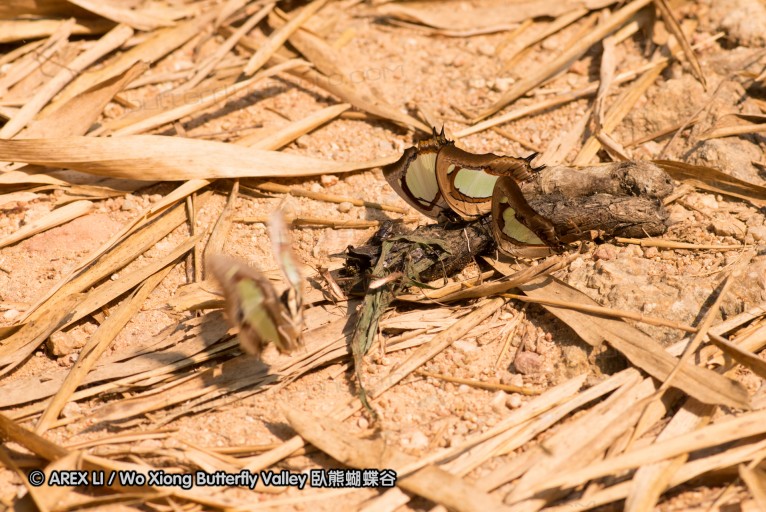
436;145;540;221
491;176;559;259
268;209;304;341
207;254;300;358
383;129;453;221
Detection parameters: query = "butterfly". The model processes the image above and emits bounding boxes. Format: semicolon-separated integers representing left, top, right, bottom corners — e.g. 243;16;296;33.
435;143;541;221
491;176;561;259
207;210;303;358
383;127;454;222
384;127;542;222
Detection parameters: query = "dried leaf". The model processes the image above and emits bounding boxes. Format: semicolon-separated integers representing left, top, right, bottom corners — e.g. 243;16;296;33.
518;276;750;409
0;136;398;180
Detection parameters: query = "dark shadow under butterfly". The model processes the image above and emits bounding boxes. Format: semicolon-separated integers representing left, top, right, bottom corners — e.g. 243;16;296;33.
491;176;562;259
383;127;542;223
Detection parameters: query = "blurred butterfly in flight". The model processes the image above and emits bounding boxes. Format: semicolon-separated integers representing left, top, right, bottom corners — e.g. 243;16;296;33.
207;210;303;358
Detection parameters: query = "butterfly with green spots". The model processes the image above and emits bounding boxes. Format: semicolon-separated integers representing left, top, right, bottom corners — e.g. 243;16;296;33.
207;210;303;358
435;143;540;221
491;176;561;259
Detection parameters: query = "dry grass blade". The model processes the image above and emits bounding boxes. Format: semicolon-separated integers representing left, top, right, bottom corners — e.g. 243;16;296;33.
109;59;305;136
238;215;417;229
0;24;134;138
0;18;111;45
19;192;207;325
243;0;328;76
397;374;588;480
654;160;766;207
68;0;174;30
500;293;696;332
702;112;766;140
242;298;505;472
35;266;172;435
574;60;665;164
0;18;74;96
203;180;238;262
457;32;722;138
740;463;766;510
616;237;749;250
251;181;407;213
180;2;275;92
281;403;510;512
708;332;766;380
46;10;217;112
0;293;82;377
379;1;606;29
657;258;746;397
416;370;540;395
243;48;430;131
400;254;569;303
239;103;350;148
0;313;230;410
0;412;238;507
505;374;656;508
653;0;706;88
518;276;750;409
536;408;766;492
473;0;653;121
22;60;148;138
625;399;714;512
593;33;617;131
63;236;200;330
0;136;398;180
0;200;92;249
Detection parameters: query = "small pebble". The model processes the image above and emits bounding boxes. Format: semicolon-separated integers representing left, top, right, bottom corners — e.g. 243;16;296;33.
320;175;339;187
593;244;617;261
121;194;139;211
491;391;508;413
401;429;429;450
357;416;369;429
477;43;495;56
710;218;747;239
749;226;766;242
453;339;478;353
337;201;353;213
492;77;515;92
643;246;659;259
62;402;81;418
468;78;486;89
2;309;19;321
451;55;467;67
507;394;523;409
514;351;544;375
310;183;322;193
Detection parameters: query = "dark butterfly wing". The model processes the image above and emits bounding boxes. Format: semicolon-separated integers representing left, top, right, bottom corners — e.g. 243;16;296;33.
207;254;300;358
491;176;559;259
436;144;541;221
383;128;453;222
